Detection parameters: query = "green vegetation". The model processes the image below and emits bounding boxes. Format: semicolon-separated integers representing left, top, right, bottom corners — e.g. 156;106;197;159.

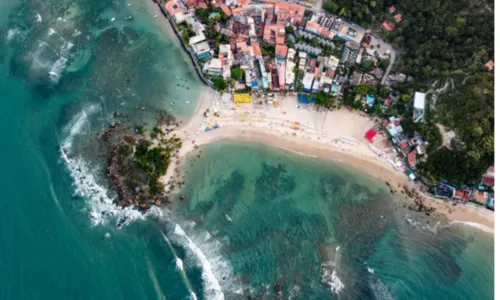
315;91;336;109
231;67;244;80
212;77;227;90
116;136;182;196
285;25;295;34
359;60;374;72
261;42;276;59
177;21;196;44
377;58;390;71
323;0;493;185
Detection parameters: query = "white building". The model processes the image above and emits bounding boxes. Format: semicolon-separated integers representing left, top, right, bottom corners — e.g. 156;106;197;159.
413;92;426;122
203;58;223;76
302;72;314;91
326;55;339;70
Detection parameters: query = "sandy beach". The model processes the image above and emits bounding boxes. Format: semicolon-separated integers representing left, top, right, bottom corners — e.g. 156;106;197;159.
158;88;494;231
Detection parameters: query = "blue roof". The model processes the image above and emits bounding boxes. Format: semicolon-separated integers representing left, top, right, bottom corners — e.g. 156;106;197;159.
366;95;375;104
332;85;339;93
251;81;258;87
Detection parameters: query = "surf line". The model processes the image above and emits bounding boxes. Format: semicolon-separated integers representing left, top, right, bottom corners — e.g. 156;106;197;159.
161;232;198;300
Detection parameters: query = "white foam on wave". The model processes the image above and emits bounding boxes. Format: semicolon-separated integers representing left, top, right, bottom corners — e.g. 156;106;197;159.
60;41;74;57
321;246;344;294
60;104;159;227
367;267;375;274
48;28;57;36
161;232;197;299
36;13;42;22
72;29;82;37
48;57;68;83
370;279;395;300
6;28;20;42
450;221;494;234
173;223;231;300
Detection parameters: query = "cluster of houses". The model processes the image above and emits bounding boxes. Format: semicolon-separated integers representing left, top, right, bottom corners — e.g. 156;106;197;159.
428;167;495;210
163;0;395;96
163;0;494;210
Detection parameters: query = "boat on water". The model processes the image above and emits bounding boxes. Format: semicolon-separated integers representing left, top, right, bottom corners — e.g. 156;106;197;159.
185;101;190;104
170;102;175;106
124;16;133;21
225;214;232;223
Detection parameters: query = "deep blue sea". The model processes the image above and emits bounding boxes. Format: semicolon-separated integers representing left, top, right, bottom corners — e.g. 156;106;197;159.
0;0;494;299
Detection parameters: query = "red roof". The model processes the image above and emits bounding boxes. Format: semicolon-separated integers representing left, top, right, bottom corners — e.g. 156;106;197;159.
482;166;495;185
216;0;232;16
485;60;494;71
384;98;392;107
365;129;377;142
399;142;409;150
381;20;395;31
482;175;495;186
407;150;417;167
454;189;471;201
275;44;288;57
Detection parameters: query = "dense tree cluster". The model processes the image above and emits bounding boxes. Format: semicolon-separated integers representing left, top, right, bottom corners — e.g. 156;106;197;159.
324;0;494;185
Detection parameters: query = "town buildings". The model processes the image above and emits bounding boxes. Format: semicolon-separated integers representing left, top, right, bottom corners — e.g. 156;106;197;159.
413;92;426;122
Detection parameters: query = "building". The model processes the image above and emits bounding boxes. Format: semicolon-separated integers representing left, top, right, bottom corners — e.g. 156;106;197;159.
413;92;426;122
485;60;494;71
341;41;360;64
302;72;314;91
192;41;211;60
203;58;223;76
482;166;495;186
325;55;339;70
407;150;417;169
263;24;285;45
381;20;395;31
275;44;288;61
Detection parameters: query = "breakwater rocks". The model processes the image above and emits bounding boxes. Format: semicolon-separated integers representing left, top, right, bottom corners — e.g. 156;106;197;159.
104;111;181;211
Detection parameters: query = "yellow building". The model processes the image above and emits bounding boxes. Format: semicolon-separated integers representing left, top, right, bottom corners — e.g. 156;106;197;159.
233;93;252;103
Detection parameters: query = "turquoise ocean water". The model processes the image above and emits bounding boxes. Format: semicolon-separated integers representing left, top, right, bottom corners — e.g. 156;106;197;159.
0;0;493;299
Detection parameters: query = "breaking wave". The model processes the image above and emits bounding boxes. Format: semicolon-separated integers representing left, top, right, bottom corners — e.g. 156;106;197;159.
6;28;20;42
320;246;344;294
60;104;160;227
450;221;494;234
173;224;225;300
370;279;395;300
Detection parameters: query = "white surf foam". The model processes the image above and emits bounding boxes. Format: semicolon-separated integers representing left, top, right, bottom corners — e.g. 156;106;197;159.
60;104;154;227
72;29;82;37
48;28;57;36
367;267;375;274
450;221;494;234
36;13;42;22
321;246;344;294
48;57;68;83
6;28;19;42
173;224;226;300
370;279;395;300
59;41;74;57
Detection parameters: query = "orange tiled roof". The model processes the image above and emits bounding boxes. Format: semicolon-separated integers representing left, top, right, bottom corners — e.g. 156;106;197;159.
216;0;232;16
252;41;262;56
275;44;288;57
407;150;417;166
486;60;494;71
165;0;185;15
263;24;285;45
381;20;395;31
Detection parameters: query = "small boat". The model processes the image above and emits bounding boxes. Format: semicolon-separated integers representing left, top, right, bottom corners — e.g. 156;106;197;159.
185;101;190;104
124;16;133;21
170;102;175;106
225;214;232;223
110;17;115;22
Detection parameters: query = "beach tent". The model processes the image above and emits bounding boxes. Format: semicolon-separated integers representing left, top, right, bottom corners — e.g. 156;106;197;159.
365;129;377;143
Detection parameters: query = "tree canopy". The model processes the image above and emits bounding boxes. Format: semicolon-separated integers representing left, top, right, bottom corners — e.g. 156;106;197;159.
231;67;244;80
212;77;227;91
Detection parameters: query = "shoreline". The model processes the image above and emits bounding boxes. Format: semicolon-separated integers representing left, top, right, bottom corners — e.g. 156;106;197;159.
145;0;494;232
161;110;494;231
